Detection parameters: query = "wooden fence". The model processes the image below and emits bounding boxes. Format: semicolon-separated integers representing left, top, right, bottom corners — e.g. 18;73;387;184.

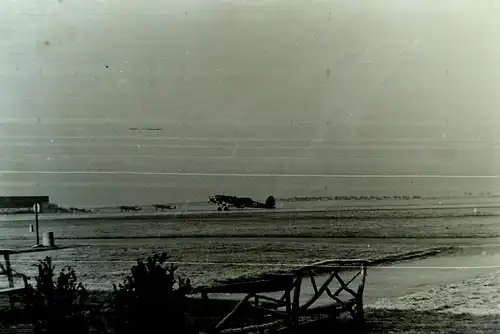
0;246;70;295
195;259;369;333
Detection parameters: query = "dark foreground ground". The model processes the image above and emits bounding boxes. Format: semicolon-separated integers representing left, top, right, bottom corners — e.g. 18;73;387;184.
188;296;500;333
3;296;499;334
311;308;500;334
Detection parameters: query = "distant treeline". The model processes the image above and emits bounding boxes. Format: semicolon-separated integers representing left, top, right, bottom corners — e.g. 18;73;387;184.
281;194;500;202
279;196;427;202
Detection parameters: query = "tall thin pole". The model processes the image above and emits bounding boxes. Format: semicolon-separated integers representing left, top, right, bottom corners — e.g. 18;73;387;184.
35;202;40;245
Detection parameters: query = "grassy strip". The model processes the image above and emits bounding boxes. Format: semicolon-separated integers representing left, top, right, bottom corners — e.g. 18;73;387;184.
211;246;456;286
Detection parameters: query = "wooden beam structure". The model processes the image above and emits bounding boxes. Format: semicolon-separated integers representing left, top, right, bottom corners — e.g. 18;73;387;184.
197;259;370;333
0;246;73;293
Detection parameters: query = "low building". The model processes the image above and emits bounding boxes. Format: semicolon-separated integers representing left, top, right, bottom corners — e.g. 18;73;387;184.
0;196;50;214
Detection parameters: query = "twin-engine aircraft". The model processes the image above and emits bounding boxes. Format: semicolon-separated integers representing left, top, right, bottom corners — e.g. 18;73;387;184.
208;195;276;211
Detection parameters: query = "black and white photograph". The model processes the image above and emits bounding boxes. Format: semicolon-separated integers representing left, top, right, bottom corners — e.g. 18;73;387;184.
1;0;500;333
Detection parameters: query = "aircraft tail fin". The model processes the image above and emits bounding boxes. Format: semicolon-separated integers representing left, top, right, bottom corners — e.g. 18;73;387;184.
265;196;276;208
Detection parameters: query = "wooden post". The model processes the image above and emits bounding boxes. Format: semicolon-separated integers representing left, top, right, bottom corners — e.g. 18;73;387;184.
285;288;292;316
253;295;266;333
4;254;13;288
34;202;40;245
354;264;367;323
291;274;302;326
309;269;318;294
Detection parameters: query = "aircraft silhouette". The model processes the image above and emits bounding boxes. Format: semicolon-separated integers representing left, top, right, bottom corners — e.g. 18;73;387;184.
208;194;276;211
119;205;142;212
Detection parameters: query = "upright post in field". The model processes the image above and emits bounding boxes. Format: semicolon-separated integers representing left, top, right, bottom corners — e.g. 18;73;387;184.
33;202;40;246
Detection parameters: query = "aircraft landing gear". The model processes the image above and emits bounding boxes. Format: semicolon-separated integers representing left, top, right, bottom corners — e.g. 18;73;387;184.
217;204;230;211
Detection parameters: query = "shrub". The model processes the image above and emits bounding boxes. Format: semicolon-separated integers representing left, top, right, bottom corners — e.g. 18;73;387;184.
108;252;196;334
2;253;197;334
20;256;92;334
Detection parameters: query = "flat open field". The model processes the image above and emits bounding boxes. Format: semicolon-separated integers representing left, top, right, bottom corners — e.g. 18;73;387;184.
2;205;500;290
3;205;500;240
3;206;500;333
0;238;442;290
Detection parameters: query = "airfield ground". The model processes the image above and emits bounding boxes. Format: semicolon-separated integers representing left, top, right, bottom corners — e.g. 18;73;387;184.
1;202;500;288
2;201;500;332
365;266;500;333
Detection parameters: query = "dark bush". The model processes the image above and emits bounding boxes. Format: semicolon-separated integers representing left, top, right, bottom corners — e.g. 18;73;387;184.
19;256;92;334
108;252;196;334
1;253;197;333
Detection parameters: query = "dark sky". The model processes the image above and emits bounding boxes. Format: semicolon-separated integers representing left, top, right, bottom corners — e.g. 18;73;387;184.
1;0;499;206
